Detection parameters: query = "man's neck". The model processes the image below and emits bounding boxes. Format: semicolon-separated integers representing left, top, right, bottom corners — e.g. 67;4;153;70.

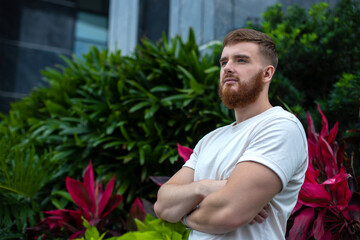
233;99;272;124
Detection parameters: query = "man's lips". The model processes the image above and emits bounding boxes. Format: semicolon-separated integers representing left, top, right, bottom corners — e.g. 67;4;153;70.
224;78;238;84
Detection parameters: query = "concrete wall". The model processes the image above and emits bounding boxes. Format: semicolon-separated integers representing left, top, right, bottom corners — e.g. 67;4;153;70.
0;0;75;113
108;0;341;54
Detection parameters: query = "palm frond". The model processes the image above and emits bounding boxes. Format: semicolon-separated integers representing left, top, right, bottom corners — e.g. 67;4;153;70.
0;138;57;198
0;193;38;236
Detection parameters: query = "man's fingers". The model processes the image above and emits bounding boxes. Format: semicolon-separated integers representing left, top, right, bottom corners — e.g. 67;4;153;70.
250;206;270;224
252;215;265;223
258;209;269;219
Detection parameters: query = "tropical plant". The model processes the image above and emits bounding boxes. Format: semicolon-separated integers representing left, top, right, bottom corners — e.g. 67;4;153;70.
74;214;189;240
150;144;193;186
287;105;360;239
27;161;123;239
0;29;229;209
0;128;58;238
112;214;190;240
249;0;360;135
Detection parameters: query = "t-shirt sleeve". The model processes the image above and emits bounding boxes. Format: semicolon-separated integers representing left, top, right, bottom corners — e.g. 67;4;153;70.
237;117;307;191
182;140;202;170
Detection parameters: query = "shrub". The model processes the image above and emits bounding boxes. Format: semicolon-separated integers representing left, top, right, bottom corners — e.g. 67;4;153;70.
249;0;360;134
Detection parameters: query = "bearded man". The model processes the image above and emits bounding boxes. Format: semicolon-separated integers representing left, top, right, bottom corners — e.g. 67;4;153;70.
154;28;308;240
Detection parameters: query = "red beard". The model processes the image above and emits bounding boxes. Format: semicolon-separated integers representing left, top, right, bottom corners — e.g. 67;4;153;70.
219;70;264;109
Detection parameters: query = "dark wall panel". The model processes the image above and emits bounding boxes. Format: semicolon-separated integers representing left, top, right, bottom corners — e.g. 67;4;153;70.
138;0;169;43
0;0;75;113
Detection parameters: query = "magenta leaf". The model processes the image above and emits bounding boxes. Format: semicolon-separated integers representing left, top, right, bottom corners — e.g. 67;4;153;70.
69;230;86;240
327;122;338;146
307;111;318;144
289;208;315;240
66;177;93;214
97;176;115;218
102;194;123;218
129;197;146;222
336;143;345;168
317;104;329;138
177;144;193;162
298;182;332;208
312;209;327;240
322;170;350;186
83;161;96;214
150;176;170;186
319;136;338;178
291;201;303;215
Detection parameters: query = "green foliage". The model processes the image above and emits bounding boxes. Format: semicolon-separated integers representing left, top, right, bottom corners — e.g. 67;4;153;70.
0;193;38;239
249;0;360;132
0;127;58;236
0;29;228;237
75;218;107;240
77;214;189;240
112;214;189;240
328;71;360;128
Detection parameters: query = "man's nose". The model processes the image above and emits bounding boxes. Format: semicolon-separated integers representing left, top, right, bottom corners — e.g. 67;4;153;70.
223;62;233;73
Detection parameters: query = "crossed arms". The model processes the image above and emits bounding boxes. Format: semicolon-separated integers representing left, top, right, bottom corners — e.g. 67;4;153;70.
154;161;282;234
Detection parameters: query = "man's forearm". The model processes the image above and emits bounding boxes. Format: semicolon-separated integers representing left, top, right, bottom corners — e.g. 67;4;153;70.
184;195;239;234
154;179;227;223
154;182;205;222
184;187;256;234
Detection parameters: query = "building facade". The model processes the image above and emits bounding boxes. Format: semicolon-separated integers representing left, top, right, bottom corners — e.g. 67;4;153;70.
0;0;340;113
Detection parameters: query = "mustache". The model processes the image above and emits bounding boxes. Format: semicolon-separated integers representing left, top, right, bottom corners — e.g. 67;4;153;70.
222;74;239;83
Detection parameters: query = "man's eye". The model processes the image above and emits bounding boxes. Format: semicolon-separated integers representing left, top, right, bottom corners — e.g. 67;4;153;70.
220;61;227;67
236;59;246;63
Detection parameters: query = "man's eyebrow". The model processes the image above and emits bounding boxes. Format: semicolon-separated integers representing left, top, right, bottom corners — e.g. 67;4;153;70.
234;54;250;59
219;57;228;63
219;54;250;63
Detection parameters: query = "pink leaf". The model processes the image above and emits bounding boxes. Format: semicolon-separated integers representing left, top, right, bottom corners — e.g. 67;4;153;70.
327;122;338;146
313;209;327;240
336;143;345;168
321;170;350;186
298;182;332;208
305;163;320;184
69;230;85;240
307;111;318;144
177;144;193;162
342;204;360;221
323;169;351;209
66;177;94;214
289;208;315;240
317;104;328;138
129;197;146;222
101;194;123;218
319;136;337;178
97;176;115;217
150;176;170;186
291;201;303;215
83;161;96;214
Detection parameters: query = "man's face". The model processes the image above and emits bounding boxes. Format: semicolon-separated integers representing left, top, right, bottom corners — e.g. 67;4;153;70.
218;42;265;109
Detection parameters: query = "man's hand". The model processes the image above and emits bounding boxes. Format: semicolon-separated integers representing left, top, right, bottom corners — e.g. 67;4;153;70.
183;162;282;234
197;179;227;197
154;167;227;223
250;204;269;224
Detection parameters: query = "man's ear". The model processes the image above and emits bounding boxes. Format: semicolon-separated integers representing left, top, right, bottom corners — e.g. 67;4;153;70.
263;65;275;83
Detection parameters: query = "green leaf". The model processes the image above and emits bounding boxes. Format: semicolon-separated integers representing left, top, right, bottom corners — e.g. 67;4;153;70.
129;102;152;113
145;105;160;119
177;66;204;94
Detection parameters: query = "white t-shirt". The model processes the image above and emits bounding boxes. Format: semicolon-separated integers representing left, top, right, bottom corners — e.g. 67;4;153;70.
183;106;308;240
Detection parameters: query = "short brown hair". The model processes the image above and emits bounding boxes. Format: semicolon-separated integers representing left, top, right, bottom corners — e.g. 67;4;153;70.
223;28;278;69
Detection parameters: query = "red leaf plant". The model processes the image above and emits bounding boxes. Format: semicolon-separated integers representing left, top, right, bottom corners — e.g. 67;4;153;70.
287;105;360;240
150;143;193;186
27;161;123;239
126;197;147;231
